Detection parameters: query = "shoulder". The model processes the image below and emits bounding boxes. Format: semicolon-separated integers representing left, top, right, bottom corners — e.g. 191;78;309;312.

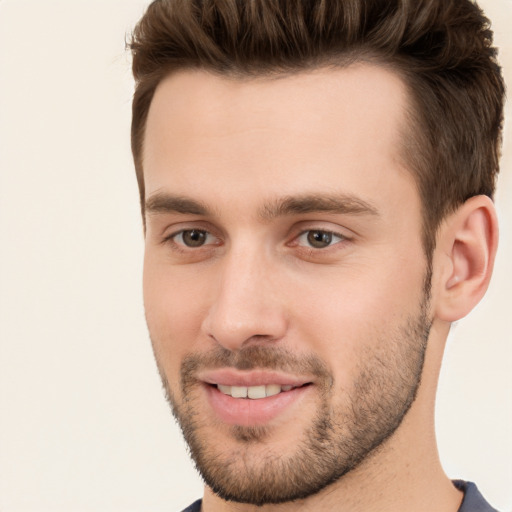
180;499;202;512
454;481;500;512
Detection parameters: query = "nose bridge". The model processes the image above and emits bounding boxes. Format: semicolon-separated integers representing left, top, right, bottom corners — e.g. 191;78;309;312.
202;239;287;350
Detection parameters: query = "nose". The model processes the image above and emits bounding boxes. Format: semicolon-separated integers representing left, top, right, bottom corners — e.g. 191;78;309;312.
201;246;288;351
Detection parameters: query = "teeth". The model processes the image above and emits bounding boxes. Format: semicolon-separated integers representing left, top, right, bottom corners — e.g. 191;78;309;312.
231;386;248;398
217;384;231;395
216;384;296;399
247;385;266;399
265;384;281;397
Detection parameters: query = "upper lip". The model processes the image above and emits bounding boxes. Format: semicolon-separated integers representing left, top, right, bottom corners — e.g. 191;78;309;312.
198;369;313;387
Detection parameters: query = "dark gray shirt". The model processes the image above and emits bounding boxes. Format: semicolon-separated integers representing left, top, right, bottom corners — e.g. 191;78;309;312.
181;481;499;512
454;481;499;512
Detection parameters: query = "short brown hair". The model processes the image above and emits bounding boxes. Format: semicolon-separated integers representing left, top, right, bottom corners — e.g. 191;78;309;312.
130;0;505;256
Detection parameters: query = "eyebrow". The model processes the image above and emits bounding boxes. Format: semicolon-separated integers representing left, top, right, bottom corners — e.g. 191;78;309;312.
259;193;379;220
145;193;212;216
144;192;379;220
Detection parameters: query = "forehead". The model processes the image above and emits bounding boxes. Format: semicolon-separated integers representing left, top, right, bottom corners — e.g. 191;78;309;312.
143;65;415;214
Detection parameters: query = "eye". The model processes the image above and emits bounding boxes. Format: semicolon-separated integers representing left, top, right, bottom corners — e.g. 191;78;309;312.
296;229;344;249
172;229;216;248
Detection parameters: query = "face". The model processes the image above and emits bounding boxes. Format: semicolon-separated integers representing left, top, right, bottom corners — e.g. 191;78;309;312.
142;65;432;505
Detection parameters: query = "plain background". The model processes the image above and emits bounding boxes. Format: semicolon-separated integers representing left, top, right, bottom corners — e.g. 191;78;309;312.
0;1;511;511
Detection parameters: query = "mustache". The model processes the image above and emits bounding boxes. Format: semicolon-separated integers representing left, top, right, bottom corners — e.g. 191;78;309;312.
181;345;332;384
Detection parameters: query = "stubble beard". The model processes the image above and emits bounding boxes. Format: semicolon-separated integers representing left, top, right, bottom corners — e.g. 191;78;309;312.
153;281;432;506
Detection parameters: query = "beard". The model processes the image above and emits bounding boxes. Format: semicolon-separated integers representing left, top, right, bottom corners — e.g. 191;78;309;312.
153;278;432;506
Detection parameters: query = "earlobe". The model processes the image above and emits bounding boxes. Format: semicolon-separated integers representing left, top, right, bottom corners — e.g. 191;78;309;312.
435;195;498;322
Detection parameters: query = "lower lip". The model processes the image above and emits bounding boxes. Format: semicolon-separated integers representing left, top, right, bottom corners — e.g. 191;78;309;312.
204;384;311;427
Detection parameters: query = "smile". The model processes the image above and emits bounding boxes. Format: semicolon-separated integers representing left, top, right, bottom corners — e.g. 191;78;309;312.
216;383;296;399
197;369;315;425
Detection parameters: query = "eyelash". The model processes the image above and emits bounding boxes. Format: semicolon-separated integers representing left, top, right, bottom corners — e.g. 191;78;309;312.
163;228;348;252
294;229;346;249
162;229;220;253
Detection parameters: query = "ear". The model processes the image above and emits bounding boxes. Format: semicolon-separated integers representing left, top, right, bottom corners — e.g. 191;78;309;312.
434;195;498;322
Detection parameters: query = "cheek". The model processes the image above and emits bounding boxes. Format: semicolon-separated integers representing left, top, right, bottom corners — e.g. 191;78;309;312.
287;258;427;383
143;256;209;385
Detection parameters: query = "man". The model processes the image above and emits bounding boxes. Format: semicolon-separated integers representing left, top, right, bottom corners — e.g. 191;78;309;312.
129;1;505;510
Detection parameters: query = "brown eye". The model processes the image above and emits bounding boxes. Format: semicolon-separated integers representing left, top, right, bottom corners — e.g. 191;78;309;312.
296;230;344;249
178;229;209;247
307;230;333;248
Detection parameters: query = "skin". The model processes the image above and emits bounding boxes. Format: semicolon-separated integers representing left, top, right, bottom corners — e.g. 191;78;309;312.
142;65;498;512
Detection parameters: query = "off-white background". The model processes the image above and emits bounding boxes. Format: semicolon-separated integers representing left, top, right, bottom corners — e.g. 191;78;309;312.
0;1;510;511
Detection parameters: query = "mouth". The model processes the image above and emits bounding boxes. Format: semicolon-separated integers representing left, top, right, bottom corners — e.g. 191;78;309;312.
214;383;308;399
198;371;314;426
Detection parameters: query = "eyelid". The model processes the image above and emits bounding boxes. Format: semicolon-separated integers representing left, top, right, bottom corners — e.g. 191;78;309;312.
289;221;352;241
164;228;219;246
159;220;223;247
158;221;352;253
295;229;345;248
